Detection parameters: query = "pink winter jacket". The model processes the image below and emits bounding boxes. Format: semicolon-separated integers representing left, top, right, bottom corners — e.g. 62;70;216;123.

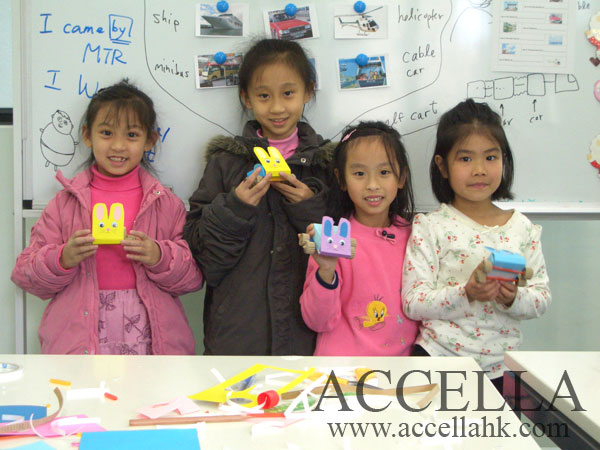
11;167;204;355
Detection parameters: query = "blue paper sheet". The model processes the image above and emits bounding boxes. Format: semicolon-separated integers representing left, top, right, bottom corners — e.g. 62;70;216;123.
5;442;56;450
0;405;46;423
80;429;201;450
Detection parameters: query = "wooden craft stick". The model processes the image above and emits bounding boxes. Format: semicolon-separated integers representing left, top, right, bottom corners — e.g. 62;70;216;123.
416;383;441;409
129;412;285;427
281;383;438;400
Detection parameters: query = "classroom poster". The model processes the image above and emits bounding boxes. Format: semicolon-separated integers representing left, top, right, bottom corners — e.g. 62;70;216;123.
492;0;577;74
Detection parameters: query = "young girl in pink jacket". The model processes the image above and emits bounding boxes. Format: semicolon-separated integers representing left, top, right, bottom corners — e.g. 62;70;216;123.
12;81;203;355
299;121;418;356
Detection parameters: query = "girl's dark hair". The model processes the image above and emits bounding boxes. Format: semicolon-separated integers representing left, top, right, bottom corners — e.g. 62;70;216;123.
237;38;315;112
328;121;415;225
80;79;157;172
430;98;514;203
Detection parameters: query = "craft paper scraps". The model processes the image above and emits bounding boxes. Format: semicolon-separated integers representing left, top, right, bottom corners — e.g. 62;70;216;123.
4;442;57;450
136;397;202;419
0;415;104;437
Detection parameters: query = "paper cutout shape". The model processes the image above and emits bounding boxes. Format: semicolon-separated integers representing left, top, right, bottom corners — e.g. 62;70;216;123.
1;441;57;450
588;134;600;176
189;364;315;408
0;388;63;434
0;415;104;437
585;10;600;64
253;146;291;181
136;397;202;420
0;405;46;423
299;216;357;259
92;203;126;244
80;429;200;450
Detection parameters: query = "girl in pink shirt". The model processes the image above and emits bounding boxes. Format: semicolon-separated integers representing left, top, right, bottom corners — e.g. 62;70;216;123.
12;81;203;355
300;121;418;356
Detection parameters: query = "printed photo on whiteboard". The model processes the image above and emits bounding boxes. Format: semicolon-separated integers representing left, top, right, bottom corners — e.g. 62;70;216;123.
195;3;248;37
548;13;563;25
263;4;319;41
501;43;516;55
333;5;388;39
492;0;576;74
195;53;243;89
337;55;388;90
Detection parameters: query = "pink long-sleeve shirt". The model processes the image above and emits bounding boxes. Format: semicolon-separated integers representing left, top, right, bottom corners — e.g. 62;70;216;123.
300;217;418;356
90;165;142;289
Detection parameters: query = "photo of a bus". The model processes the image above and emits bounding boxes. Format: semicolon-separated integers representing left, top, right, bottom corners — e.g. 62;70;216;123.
201;61;241;82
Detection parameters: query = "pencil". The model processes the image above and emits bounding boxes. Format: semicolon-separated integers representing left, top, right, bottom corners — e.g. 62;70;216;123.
129;412;286;427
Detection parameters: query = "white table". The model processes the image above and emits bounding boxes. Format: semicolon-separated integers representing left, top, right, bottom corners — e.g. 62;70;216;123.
0;354;539;449
504;351;600;449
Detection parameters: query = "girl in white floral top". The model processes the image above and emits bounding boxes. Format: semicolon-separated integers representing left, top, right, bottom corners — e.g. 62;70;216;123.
402;99;551;394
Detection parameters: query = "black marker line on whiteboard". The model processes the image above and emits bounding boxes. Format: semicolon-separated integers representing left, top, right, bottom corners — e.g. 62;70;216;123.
331;0;453;140
142;0;234;136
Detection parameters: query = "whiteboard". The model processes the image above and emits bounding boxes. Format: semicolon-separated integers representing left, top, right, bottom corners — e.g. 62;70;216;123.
16;0;600;211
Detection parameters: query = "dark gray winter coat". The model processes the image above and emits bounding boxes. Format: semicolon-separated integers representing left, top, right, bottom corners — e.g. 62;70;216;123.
184;121;335;355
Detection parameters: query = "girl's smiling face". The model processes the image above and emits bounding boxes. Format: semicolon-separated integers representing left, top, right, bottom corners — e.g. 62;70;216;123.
435;132;503;210
242;62;312;140
339;136;405;228
83;104;157;177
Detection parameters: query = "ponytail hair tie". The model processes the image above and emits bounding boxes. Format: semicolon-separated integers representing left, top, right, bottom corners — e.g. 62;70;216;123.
341;129;357;143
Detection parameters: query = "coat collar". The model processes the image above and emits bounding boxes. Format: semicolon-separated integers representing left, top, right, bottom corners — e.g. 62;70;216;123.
204;121;334;169
56;166;163;211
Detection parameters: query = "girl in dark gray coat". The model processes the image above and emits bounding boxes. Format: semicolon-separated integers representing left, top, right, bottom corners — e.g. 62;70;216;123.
184;39;334;355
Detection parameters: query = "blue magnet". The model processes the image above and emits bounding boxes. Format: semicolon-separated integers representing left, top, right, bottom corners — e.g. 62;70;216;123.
355;53;369;66
214;51;227;64
354;1;366;13
217;1;229;13
285;3;298;17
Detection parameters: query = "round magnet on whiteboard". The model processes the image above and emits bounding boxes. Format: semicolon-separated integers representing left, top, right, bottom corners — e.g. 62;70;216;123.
217;1;229;13
285;3;298;17
257;390;279;409
354;1;366;13
214;51;227;65
594;80;600;102
355;53;369;66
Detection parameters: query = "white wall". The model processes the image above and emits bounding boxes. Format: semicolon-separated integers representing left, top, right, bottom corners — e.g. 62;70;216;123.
0;126;15;353
0;0;12;108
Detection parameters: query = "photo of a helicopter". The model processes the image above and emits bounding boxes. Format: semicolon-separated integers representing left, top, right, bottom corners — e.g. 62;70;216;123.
335;6;383;36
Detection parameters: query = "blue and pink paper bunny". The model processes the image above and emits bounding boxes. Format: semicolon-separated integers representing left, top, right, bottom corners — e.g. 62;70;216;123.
298;216;357;259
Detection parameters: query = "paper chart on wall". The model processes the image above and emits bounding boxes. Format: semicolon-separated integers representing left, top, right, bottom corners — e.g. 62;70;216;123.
492;0;577;74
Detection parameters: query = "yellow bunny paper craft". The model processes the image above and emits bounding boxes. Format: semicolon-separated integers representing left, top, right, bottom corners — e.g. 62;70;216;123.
92;202;126;244
253;146;291;181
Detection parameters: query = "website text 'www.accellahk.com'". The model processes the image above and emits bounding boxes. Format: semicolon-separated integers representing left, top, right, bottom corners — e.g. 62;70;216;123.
327;416;569;439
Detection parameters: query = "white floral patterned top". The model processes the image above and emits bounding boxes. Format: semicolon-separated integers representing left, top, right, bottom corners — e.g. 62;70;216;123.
402;203;551;377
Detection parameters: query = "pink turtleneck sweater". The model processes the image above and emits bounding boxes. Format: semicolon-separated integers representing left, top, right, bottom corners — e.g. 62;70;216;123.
90;165;143;290
257;128;300;160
